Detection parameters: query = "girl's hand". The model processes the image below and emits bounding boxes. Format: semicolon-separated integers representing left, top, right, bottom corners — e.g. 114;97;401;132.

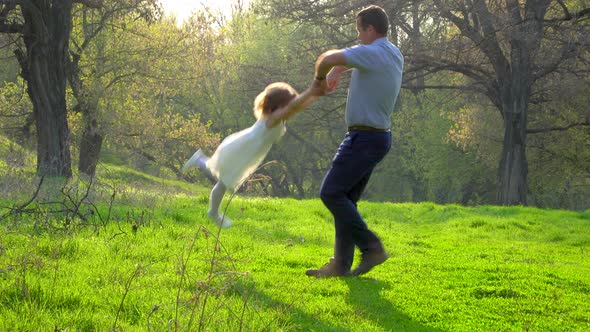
326;66;349;93
326;70;340;93
311;79;328;96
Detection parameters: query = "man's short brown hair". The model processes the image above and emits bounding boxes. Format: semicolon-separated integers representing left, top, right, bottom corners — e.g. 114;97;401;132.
357;5;389;36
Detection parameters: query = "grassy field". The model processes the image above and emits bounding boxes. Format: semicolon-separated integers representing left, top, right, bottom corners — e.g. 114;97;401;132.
0;166;589;331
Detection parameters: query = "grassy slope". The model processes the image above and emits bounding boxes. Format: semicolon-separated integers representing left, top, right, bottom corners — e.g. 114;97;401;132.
0;164;589;331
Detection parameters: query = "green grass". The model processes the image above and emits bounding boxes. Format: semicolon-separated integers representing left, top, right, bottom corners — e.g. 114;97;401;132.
0;166;589;330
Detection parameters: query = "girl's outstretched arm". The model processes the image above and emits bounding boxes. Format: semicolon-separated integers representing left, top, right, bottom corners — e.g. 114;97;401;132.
265;87;318;128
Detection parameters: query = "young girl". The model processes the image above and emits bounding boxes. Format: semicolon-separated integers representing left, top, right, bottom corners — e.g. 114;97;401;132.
182;82;317;228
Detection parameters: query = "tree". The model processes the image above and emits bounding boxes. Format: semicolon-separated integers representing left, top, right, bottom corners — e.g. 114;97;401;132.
89;12;223;180
402;0;590;204
262;0;590;206
0;0;102;177
68;0;159;176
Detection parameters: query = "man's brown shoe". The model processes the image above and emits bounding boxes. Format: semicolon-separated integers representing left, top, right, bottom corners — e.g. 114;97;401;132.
306;257;351;278
351;250;390;276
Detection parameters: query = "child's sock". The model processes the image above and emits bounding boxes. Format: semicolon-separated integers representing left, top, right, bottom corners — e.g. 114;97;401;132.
207;210;232;228
182;149;205;172
182;149;217;183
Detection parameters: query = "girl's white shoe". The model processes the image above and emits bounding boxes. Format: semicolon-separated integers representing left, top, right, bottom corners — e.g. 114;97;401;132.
208;210;232;228
182;149;204;172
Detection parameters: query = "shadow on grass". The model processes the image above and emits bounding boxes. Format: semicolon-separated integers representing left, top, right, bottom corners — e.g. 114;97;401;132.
230;288;350;331
228;276;440;331
344;277;441;331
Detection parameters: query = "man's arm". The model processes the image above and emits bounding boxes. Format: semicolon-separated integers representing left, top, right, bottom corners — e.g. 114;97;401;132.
315;50;348;80
265;50;348;128
313;50;348;95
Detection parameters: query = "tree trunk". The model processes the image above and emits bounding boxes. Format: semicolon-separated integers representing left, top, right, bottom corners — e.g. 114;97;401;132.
496;10;539;206
72;9;106;177
18;1;73;177
498;109;528;205
497;72;529;205
78;116;103;176
71;61;104;177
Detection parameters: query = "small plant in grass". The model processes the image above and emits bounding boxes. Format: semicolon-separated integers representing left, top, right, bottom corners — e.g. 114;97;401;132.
0;176;117;232
146;195;273;331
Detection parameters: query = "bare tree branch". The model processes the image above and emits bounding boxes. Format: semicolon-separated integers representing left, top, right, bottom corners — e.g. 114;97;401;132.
545;6;590;22
528;121;590;134
0;22;21;33
73;0;103;9
401;84;482;92
432;0;511;81
533;41;580;81
406;55;491;83
286;129;324;156
0;177;44;222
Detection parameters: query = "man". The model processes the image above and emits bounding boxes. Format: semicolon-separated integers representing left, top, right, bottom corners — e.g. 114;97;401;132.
306;5;404;277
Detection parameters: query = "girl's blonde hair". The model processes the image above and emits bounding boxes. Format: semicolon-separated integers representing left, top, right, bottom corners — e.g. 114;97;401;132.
253;82;298;120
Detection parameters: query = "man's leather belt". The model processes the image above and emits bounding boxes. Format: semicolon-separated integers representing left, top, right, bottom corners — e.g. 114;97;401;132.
348;126;390;132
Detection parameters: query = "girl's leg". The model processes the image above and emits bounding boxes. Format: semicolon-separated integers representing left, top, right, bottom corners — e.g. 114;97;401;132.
208;181;232;228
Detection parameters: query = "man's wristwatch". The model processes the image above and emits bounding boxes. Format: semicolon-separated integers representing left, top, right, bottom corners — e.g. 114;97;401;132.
315;75;326;81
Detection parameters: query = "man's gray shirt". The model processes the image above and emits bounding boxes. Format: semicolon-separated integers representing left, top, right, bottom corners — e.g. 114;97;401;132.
343;37;404;129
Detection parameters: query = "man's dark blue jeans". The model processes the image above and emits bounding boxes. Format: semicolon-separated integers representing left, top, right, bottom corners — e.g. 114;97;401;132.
320;130;392;271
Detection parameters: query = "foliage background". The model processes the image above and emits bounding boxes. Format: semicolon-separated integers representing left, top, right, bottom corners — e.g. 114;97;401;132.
0;0;588;210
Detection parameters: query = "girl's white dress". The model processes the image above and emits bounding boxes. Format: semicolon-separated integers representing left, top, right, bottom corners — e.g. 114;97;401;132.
206;116;286;192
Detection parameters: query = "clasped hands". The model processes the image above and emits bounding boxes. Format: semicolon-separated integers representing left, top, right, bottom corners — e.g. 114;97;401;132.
311;74;338;96
265;73;339;128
